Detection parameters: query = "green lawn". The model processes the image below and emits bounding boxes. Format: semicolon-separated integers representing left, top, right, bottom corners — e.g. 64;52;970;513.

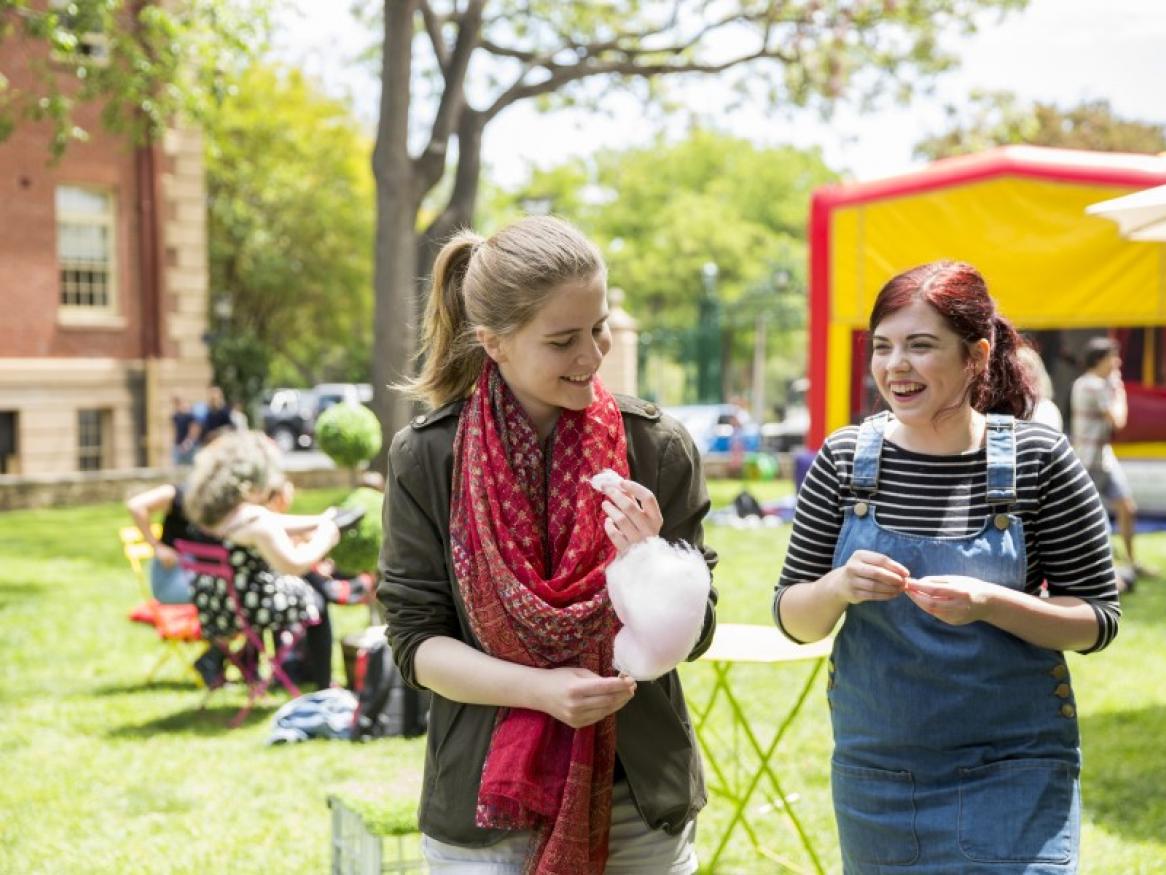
1;483;1164;873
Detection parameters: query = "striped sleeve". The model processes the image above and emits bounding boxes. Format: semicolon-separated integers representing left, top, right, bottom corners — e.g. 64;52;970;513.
772;435;849;640
1030;434;1121;653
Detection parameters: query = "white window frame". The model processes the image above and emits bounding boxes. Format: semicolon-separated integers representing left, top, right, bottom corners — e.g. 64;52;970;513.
56;185;120;324
48;0;111;66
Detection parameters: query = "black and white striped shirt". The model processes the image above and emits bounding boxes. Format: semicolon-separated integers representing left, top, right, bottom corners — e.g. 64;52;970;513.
776;421;1121;653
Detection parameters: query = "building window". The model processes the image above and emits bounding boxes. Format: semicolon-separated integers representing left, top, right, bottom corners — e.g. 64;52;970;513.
0;411;17;475
49;0;110;64
57;186;116;310
77;408;111;471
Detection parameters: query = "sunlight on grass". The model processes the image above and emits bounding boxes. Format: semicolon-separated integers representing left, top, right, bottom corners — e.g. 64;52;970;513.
1;485;1164;873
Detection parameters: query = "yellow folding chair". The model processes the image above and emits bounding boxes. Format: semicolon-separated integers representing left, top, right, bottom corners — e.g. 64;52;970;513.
119;526;204;685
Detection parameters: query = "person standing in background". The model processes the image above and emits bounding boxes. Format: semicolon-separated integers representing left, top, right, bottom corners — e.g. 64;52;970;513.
1070;337;1155;581
171;396;201;465
229;400;249;432
1017;345;1063;431
200;386;235;446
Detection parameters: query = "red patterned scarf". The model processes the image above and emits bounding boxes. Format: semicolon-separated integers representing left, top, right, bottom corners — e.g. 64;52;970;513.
450;361;629;874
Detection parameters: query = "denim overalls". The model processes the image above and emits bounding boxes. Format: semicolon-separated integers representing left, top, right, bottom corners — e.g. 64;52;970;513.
829;413;1080;874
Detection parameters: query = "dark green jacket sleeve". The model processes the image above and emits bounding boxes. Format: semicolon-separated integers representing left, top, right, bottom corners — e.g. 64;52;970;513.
377;423;459;690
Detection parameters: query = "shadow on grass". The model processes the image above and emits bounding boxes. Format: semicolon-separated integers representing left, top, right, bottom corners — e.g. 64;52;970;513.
108;702;281;737
1121;584;1166;621
1080;703;1166;845
94;679;199;696
0;582;46;612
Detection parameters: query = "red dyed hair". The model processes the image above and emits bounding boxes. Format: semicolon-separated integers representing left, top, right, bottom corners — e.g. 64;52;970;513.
869;261;1036;419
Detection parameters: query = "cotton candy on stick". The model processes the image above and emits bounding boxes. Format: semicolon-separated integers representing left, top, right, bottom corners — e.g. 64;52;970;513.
589;468;712;681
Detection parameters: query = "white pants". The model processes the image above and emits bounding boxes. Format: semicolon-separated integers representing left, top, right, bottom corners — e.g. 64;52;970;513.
421;780;698;874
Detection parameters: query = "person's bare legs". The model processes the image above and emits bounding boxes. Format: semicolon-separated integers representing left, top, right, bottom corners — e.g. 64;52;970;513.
1116;497;1137;566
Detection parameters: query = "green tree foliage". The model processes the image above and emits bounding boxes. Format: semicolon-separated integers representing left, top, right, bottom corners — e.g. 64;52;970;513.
0;0;269;157
330;485;384;574
915;91;1166;160
314;401;383;471
204;63;375;388
206;329;269;412
493;130;836;400
364;0;1030;442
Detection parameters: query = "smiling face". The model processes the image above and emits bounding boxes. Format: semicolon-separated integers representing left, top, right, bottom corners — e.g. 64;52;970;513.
870;299;989;431
478;272;611;439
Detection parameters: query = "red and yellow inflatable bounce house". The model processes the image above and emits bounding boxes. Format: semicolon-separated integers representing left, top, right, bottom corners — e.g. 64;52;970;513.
807;146;1166;460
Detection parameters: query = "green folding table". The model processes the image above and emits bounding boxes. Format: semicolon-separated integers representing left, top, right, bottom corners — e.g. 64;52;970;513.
689;623;833;873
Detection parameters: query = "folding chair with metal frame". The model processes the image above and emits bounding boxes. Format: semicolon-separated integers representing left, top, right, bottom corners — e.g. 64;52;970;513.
118;526;203;686
174;538;306;728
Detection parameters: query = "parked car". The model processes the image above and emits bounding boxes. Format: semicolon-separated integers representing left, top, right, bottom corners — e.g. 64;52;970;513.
667;404;762;475
313;382;373;416
761;377;810;453
262;383;375;453
262;387;318;453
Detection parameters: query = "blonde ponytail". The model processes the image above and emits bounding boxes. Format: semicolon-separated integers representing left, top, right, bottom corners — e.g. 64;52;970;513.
405;230;487;408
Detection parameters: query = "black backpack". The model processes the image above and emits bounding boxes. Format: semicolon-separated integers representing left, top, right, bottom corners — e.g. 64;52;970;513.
732;490;765;519
343;627;430;740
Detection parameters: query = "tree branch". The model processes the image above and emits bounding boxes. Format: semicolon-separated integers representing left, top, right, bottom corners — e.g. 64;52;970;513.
483;46;791;122
418;0;449;75
411;0;484;199
477;5;810;122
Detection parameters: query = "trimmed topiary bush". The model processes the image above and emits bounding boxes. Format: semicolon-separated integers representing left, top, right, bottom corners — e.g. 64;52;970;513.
314;402;382;471
330;486;385;574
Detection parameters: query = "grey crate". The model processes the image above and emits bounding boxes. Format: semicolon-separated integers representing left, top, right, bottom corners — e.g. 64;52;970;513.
329;796;424;874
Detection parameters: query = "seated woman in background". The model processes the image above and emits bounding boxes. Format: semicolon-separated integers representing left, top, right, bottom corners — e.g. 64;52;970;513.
127;479;230;686
262;474;373;606
126;481;214;605
183;431;341;690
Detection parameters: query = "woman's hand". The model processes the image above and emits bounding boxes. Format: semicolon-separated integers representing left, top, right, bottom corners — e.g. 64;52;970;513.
599;479;663;554
535;667;637;729
154;543;179;568
826;550;909;604
905;575;997;625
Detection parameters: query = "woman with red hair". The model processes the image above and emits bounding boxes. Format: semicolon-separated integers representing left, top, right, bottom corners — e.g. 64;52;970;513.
379;216;716;874
775;261;1120;873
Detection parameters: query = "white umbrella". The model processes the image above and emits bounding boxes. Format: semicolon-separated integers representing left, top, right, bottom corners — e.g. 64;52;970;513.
1086;183;1166;241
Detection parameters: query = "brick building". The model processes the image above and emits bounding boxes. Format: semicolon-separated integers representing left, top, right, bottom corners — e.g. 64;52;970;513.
0;18;212;475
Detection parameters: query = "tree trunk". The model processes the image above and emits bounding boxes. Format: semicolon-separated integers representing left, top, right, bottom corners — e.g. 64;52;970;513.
371;0;421;469
415;109;485;297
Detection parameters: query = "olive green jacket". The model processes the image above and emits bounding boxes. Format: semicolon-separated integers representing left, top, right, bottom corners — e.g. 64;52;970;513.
378;394;718;846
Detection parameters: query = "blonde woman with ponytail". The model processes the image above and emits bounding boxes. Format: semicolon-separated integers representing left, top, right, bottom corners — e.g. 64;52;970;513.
379;216;716;873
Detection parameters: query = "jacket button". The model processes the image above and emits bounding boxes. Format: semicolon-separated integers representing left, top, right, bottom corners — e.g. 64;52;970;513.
644;403;658;416
412;415;426;426
1049;663;1068;680
1060;703;1076;718
994;513;1010;530
1054;683;1071;698
854;501;869;517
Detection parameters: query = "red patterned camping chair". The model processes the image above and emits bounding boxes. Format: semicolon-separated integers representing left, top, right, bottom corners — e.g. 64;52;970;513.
174;538;305;728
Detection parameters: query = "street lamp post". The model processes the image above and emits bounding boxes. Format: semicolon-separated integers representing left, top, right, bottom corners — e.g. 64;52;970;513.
697;261;722;403
752;268;792;423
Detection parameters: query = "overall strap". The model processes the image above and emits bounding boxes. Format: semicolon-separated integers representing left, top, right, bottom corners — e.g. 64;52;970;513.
985;414;1018;507
851;412;891;495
